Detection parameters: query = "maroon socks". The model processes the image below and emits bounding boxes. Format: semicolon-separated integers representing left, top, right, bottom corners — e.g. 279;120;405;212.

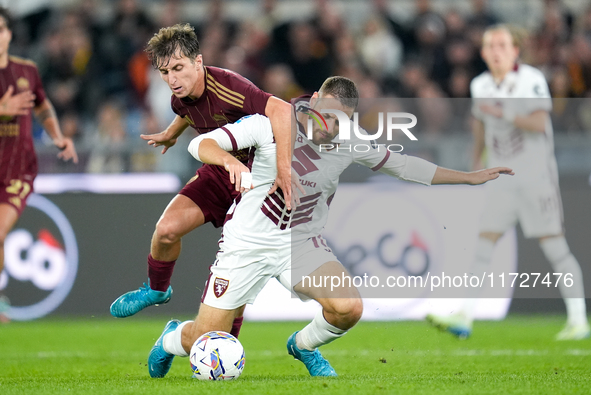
147;254;176;292
231;316;244;338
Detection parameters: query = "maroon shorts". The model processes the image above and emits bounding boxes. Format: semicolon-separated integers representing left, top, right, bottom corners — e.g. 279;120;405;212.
179;164;240;228
0;177;35;216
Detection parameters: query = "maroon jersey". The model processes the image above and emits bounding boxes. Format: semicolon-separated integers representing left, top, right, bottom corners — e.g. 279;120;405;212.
173;66;272;227
171;66;271;162
0;56;46;184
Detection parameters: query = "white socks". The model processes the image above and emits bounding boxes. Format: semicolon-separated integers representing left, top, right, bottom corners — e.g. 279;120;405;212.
539;237;588;326
462;236;588;326
296;310;347;351
163;320;192;357
462;237;496;319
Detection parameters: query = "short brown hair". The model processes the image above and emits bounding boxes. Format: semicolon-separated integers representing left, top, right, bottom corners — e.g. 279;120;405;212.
146;23;201;69
319;76;359;110
0;7;13;31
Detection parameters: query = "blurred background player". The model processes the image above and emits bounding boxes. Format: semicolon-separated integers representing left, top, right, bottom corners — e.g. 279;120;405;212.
0;6;78;323
109;23;293;339
427;24;589;340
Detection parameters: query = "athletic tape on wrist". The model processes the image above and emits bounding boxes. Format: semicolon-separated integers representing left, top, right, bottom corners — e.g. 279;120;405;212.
241;172;252;190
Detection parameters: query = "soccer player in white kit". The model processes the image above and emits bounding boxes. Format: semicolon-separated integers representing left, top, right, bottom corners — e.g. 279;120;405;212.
427;25;590;340
146;77;513;378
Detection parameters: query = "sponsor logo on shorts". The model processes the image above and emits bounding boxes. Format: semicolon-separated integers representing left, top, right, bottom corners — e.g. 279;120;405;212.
214;278;229;298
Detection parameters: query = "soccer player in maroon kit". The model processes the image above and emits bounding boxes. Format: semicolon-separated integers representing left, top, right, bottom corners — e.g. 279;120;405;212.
0;7;78;322
110;24;293;337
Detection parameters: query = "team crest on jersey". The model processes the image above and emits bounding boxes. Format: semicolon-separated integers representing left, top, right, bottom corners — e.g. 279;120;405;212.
213;278;229;298
17;77;30;91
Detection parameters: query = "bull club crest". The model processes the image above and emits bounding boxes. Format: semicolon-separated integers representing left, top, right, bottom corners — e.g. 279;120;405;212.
213;277;229;298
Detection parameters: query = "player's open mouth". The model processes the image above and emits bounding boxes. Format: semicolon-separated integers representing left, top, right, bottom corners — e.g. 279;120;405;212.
172;86;183;93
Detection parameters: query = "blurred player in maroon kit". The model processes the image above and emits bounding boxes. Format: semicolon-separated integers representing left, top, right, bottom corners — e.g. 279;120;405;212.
0;7;78;322
110;23;293;338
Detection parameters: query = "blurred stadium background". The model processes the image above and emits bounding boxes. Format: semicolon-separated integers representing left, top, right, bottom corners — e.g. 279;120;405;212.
3;0;591;177
1;0;591;321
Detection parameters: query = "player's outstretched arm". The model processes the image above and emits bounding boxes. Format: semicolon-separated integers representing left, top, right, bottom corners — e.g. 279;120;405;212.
265;96;293;209
140;115;190;154
34;99;78;163
431;166;514;185
0;86;35;116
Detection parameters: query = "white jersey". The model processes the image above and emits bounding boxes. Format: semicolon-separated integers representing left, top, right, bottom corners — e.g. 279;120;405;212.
188;114;290;251
290;104;437;244
189;110;437;250
471;64;557;182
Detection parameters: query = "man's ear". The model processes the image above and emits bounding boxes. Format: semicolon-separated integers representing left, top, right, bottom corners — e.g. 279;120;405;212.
310;91;319;107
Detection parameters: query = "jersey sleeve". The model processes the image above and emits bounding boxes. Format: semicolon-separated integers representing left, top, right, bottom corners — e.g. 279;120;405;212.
241;82;273;115
350;129;437;185
31;65;46;106
170;95;187;117
218;68;272;115
389;155;438;185
188;114;273;161
349;128;391;170
523;70;552;114
375;153;437;185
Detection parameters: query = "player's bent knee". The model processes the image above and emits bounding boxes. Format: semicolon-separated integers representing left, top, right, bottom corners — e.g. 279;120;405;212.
327;297;363;324
155;219;182;245
539;235;570;263
350;298;363;322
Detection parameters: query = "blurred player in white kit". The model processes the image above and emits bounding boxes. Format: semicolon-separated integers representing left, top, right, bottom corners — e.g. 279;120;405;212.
146;76;513;379
427;24;589;340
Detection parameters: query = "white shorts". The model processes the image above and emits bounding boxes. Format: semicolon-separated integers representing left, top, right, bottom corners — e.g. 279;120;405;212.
202;235;340;309
479;180;564;238
277;235;340;300
201;246;290;310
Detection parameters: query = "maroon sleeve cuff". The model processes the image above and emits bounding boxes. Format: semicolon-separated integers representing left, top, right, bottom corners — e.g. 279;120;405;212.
221;126;238;151
371;150;391;171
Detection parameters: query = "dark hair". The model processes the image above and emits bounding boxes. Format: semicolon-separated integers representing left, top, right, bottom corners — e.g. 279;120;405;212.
319;76;359;109
0;7;13;31
145;23;201;69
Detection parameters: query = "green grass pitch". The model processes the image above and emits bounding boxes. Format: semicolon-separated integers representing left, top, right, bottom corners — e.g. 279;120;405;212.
0;315;589;394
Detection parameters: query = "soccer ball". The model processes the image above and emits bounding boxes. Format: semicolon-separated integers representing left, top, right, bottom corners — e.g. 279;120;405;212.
190;331;245;380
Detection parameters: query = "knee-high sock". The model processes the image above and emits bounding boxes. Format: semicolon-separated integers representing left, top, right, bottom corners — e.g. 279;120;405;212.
462;237;496;319
540;237;588;326
295;310;347;351
231;317;244;338
163;321;191;357
148;254;176;292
